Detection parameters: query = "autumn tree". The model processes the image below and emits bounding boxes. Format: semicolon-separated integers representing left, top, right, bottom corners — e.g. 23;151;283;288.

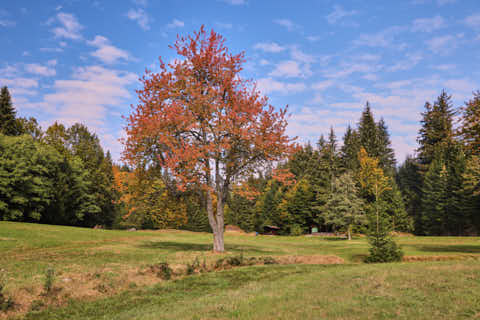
123;27;294;252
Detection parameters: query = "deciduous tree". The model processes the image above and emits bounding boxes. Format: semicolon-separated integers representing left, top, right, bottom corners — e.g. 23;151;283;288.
123;27;295;252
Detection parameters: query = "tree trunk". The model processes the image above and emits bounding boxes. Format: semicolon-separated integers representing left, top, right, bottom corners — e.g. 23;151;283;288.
347;224;352;240
205;188;225;253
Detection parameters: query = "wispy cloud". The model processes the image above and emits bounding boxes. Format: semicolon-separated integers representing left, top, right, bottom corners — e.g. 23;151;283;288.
52;12;83;40
253;42;285;53
87;36;131;64
0;9;15;27
25;61;56;77
387;52;423;71
426;34;461;54
256;78;306;95
354;26;406;49
167;19;184;28
126;8;151;30
326;5;357;25
464;13;480;28
273;19;298;31
412;15;446;32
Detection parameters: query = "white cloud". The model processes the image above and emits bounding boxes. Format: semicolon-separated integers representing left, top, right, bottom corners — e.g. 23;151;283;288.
274;19;297;31
426;35;456;53
215;22;233;29
256;78;306;95
167;19;184;28
465;13;480;28
387;52;422;72
269;60;304;78
306;35;321;42
25;63;56;77
222;0;246;4
326;5;357;25
0;10;15;27
126;8;151;30
52;12;83;40
412;15;446;32
43;65;137;129
88;35;131;64
253;42;285;53
0;77;38;89
354;26;405;48
431;64;456;71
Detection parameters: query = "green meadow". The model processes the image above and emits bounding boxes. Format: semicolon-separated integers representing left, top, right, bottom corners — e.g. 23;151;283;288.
1;221;480;319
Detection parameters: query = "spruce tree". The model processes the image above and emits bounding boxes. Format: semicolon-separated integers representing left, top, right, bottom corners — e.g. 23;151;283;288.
417;90;455;166
340;125;360;171
0;86;21;136
458;91;480;156
396;156;423;233
461;156;480;233
376;118;396;174
323;172;365;240
420;157;448;235
358;102;378;158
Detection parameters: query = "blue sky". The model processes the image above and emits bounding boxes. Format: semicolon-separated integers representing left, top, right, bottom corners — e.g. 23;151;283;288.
1;0;480;162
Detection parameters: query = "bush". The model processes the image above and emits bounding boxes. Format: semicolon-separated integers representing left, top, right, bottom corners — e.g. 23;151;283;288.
153;262;173;280
289;224;303;236
43;267;55;295
364;235;403;263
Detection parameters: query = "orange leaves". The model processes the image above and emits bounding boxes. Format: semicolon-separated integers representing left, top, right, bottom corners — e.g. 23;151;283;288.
122;26;296;194
272;168;296;187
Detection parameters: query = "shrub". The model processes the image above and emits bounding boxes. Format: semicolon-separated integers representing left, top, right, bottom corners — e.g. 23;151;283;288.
364;235;403;263
289;224;303;236
153;262;173;280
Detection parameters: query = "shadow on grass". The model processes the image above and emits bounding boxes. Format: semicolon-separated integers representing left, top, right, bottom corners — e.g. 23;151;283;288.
409;244;480;254
321;237;349;241
137;240;278;254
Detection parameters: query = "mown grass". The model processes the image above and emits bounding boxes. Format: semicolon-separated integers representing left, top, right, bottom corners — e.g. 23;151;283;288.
1;221;480;319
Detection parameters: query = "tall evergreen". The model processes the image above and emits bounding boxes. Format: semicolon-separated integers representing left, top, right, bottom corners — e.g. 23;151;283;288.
376;118;396;173
340;125;360;171
417;90;455;166
322;172;365;240
458;91;480;156
420;157;449;235
0;86;21;136
396;156;423;233
461;156;480;233
358;102;378;158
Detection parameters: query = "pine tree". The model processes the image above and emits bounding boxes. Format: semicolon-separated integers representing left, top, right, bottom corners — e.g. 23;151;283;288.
461;156;480;233
396;156;422;232
340;125;360;171
458;91;480;156
358;102;378;158
0;86;21;136
420;157;449;235
376;118;396;174
322;172;365;240
417;90;455;166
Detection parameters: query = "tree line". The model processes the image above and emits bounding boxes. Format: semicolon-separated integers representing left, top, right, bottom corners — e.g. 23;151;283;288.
1;88;479;237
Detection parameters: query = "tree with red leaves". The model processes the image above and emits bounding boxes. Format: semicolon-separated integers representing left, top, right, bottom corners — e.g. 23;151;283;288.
123;26;295;252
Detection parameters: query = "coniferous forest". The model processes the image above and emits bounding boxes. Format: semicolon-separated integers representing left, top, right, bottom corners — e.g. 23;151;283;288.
0;84;479;236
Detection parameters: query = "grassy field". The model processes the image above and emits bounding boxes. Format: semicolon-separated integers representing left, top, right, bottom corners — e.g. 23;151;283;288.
1;221;480;319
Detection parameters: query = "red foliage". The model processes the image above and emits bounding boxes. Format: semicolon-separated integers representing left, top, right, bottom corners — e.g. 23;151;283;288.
122;26;295;193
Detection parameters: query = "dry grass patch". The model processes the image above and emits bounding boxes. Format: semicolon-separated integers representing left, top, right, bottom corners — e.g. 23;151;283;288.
277;255;344;265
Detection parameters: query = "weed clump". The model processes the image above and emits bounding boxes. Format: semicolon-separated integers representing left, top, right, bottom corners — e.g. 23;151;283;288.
150;262;173;280
0;271;14;312
43;267;55;295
